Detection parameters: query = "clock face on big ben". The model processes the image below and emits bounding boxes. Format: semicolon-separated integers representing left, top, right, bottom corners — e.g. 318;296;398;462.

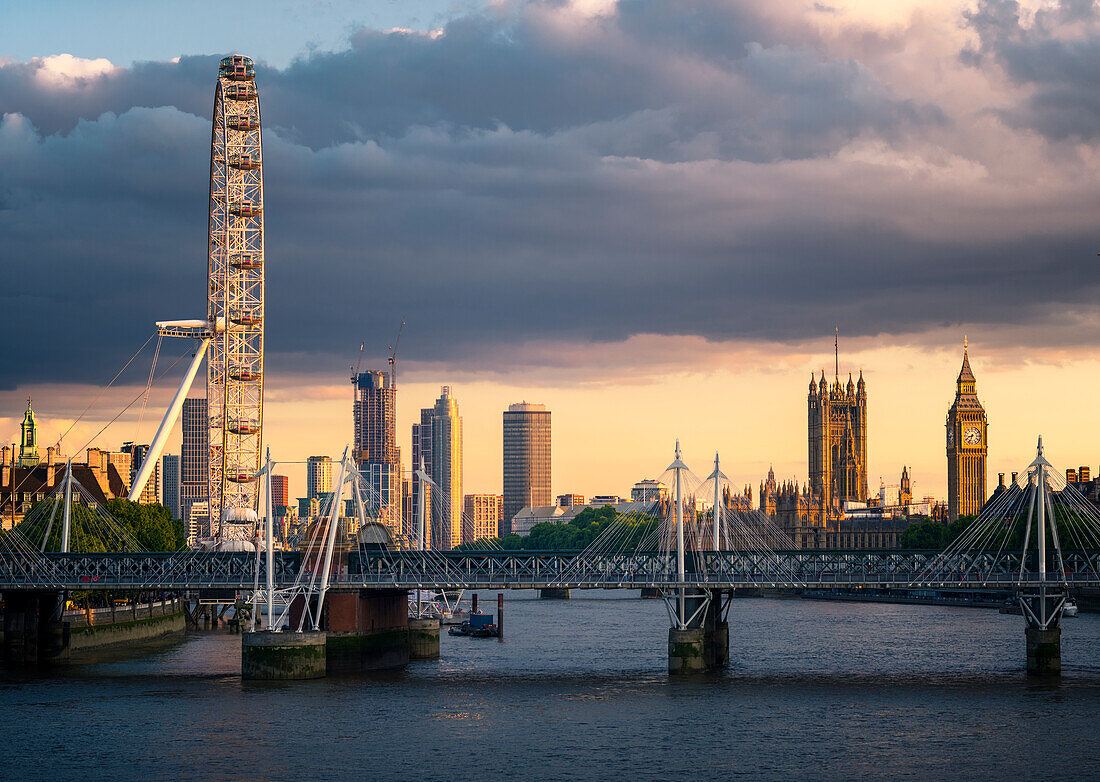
964;426;982;445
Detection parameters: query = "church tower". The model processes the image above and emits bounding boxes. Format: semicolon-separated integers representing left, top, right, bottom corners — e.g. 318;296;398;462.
947;339;988;520
19;397;39;467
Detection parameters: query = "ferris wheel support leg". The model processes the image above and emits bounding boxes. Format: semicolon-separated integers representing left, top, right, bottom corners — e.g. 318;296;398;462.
129;339;211;503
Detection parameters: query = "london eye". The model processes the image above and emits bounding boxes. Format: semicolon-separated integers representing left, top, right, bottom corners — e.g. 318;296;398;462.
208;55;265;539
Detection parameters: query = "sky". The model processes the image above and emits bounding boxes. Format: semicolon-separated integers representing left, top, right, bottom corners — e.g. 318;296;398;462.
4;0;1100;504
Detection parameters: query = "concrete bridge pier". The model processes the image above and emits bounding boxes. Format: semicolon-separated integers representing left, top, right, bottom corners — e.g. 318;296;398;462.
2;591;70;666
668;591;708;675
668;589;729;674
1025;626;1060;676
702;590;729;670
408;617;440;660
242;631;327;680
539;588;571;600
282;589;410;675
1021;587;1063;676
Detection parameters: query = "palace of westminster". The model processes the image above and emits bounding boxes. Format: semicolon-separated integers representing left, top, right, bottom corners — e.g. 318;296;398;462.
755;340;991;549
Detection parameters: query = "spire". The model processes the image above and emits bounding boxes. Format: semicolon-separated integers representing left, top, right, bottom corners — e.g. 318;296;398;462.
956;337;976;395
846;371;855;395
808;374;817;397
834;325;839;380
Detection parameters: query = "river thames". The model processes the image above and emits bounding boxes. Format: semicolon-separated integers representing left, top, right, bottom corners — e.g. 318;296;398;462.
2;593;1098;781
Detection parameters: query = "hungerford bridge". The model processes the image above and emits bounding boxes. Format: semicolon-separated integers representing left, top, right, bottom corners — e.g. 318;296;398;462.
2;439;1099;679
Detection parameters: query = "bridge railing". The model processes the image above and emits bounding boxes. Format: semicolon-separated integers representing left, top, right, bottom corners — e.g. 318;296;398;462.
1;549;1099;590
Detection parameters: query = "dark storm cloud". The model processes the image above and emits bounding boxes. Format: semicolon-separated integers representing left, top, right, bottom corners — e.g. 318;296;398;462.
0;0;1096;389
963;0;1100;140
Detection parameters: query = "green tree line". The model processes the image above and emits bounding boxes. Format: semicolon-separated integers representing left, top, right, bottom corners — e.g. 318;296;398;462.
457;505;659;551
6;498;186;552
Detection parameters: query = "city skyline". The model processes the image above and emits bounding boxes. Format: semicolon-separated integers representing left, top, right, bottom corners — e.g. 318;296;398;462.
9;337;1100;508
7;0;1100;510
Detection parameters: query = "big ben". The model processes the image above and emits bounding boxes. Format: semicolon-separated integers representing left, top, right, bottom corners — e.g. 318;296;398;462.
947;338;988;520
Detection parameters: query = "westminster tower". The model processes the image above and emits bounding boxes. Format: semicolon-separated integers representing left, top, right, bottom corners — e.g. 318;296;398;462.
947;338;988;520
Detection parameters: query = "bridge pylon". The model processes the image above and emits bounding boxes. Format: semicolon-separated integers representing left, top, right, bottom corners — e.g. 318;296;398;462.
662;443;731;674
1019;437;1067;676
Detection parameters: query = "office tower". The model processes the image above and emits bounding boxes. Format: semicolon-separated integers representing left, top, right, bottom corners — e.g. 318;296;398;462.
306;456;332;501
947;339;988;520
502;402;552;535
411;410;433;546
413;386;463;549
162;454;181;519
353;369;403;540
464;494;503;542
181;397;209;531
272;474;289;510
631;480;667;502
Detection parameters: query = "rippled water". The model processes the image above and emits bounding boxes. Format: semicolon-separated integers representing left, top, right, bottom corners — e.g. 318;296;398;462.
2;593;1099;781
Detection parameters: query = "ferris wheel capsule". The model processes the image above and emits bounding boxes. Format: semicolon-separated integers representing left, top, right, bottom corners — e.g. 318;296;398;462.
224;83;257;101
229;153;261;170
220;55;255;81
226;114;260;132
229;200;262;217
228;419;261;435
229;366;261;381
231;311;262;327
229;253;262;269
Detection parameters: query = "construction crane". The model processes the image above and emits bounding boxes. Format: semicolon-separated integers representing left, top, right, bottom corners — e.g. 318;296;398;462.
352;342;364;380
388;321;404;387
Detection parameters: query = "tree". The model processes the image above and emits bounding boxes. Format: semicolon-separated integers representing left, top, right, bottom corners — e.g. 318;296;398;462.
457;505;659;551
105;499;186;551
901;516;974;550
7;498;186;552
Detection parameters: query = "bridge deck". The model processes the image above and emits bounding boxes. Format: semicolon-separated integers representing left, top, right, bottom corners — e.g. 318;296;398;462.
2;549;1099;591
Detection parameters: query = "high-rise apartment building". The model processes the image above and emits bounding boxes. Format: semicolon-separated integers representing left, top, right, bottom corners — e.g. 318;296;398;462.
502;402;551;536
306;456;333;501
947;340;988;520
557;493;585;508
107;450;133;494
162;454;181;519
412;387;463;549
464;493;503;543
353;370;403;540
181;397;208;531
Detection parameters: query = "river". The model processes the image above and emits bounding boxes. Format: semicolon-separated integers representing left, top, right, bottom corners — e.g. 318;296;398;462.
2;593;1098;781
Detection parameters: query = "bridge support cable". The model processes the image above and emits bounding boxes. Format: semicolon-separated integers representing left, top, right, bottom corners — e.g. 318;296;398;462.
129;338;211;503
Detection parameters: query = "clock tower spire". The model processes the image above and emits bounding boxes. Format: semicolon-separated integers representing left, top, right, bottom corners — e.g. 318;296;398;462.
947;338;988;520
